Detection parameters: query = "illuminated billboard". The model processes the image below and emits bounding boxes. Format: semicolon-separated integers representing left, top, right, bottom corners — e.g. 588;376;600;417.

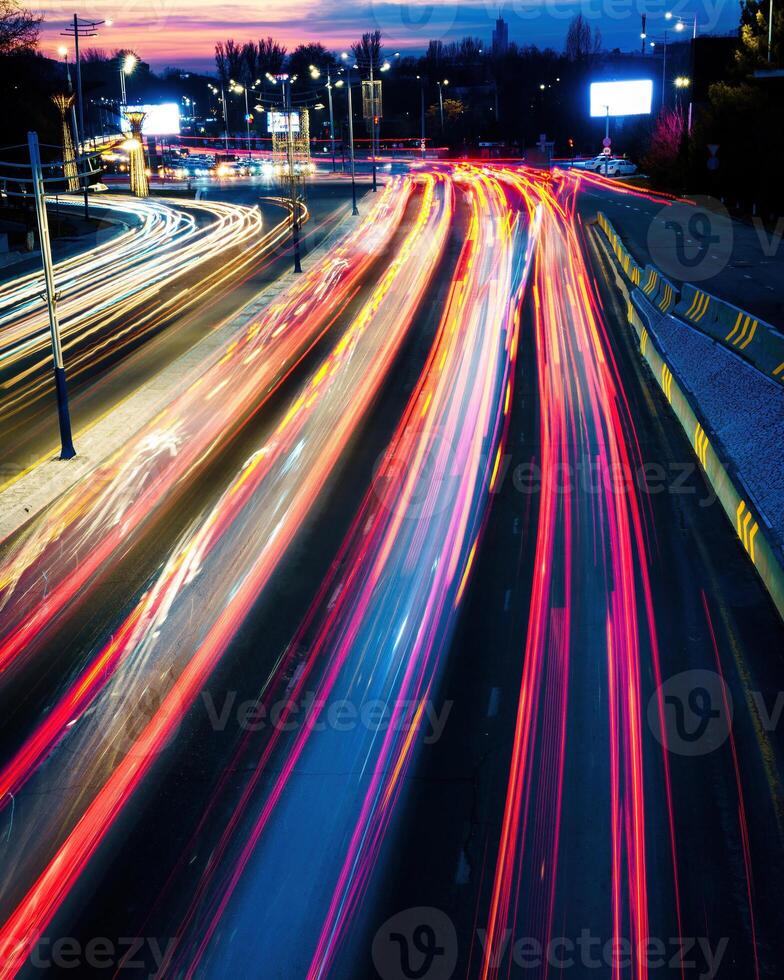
122;103;181;136
267;111;300;134
589;80;653;117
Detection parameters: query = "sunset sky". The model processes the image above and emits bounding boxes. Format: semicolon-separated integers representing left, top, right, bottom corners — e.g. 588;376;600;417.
31;1;741;73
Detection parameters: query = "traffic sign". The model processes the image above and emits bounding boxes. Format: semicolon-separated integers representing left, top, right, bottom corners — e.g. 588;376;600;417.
602;146;612;156
602;137;612;147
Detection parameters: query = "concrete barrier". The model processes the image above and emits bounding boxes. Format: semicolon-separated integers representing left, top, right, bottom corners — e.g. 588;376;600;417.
597;213;784;386
592;222;784;622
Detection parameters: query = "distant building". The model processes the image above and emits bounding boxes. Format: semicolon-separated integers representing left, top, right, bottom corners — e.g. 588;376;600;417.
492;17;509;57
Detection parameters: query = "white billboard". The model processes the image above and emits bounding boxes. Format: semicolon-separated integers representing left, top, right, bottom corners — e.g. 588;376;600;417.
267;111;300;134
122;103;181;136
589;80;653;118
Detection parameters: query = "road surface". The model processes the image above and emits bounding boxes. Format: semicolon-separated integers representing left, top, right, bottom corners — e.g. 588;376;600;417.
0;167;781;980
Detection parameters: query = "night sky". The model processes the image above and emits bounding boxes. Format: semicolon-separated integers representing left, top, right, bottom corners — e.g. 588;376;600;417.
33;0;741;72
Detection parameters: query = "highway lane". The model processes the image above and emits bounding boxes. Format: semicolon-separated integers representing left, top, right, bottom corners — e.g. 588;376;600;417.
356;168;784;979
0;175;456;975
574;171;784;330
0;181;360;480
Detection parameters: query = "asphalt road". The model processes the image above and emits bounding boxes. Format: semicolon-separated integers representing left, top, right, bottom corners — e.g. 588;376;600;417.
0;169;781;980
0;178;370;481
576;175;784;330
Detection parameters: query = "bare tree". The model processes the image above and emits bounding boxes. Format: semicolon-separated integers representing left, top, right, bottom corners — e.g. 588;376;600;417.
564;14;602;62
0;0;40;54
257;36;286;75
214;40;244;84
351;29;382;72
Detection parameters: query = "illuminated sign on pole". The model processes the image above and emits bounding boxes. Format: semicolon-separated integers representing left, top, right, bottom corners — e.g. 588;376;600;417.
589;80;653;117
122;103;181;135
267;111;300;134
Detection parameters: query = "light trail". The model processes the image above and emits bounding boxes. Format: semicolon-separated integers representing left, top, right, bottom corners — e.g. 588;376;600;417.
0;179;410;681
477;167;678;980
154;168;535;979
0;174;450;976
0;195;282;419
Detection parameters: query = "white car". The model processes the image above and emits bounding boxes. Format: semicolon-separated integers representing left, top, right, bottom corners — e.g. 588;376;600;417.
583;156;608;172
603;158;637;177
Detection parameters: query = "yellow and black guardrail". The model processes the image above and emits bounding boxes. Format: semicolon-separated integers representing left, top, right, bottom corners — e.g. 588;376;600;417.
593;212;784;622
595;211;784;385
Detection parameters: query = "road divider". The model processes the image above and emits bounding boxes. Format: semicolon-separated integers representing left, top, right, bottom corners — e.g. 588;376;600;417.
596;211;784;385
592;214;784;622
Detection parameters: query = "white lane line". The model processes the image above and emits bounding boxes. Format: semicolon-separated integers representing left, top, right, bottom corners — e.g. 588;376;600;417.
487;686;501;718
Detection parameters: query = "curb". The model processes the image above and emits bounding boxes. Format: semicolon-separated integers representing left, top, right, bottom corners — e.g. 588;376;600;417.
592;222;784;623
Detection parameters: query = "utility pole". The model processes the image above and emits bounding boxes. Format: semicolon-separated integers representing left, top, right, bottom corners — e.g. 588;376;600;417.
284;78;302;273
221;86;229;153
28;132;76;460
769;0;774;62
61;15;102;220
417;75;425;158
369;58;377;192
326;68;336;172
344;60;359;215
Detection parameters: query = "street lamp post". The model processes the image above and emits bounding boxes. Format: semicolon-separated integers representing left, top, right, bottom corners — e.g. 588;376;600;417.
437;78;449;133
417;75;426;157
341;54;359;216
28;131;76;460
326;69;337;172
282;76;302;273
60;15;103;219
120;53;137;108
769;0;775;62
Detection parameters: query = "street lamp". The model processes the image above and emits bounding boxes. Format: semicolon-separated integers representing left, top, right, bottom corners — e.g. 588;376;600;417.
120;52;137;107
437;78;449;133
311;62;339;173
340;52;359;215
230;81;252;159
416;75;426;157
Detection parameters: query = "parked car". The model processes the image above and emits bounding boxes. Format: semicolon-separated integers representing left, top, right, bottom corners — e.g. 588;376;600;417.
583;155;607;172
603;158;638;177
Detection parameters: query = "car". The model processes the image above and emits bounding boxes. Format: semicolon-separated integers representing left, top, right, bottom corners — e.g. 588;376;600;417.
583;155;608;172
603;158;638;177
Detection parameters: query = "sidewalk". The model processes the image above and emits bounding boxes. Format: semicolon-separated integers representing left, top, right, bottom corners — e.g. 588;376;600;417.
0;201;357;546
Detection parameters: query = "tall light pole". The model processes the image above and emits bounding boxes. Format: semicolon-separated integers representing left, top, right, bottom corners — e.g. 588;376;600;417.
665;11;697;132
769;0;775;62
60;15;102;219
281;76;302;273
326;69;336;172
340;53;359;215
416;75;426;157
232;82;251;158
437;78;449;134
120;52;137;108
28;132;76;459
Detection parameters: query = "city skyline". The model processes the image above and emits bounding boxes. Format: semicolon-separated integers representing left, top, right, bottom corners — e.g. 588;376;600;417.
31;0;742;71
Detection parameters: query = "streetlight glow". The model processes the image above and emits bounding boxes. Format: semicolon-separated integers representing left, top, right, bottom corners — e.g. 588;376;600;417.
122;53;137;74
